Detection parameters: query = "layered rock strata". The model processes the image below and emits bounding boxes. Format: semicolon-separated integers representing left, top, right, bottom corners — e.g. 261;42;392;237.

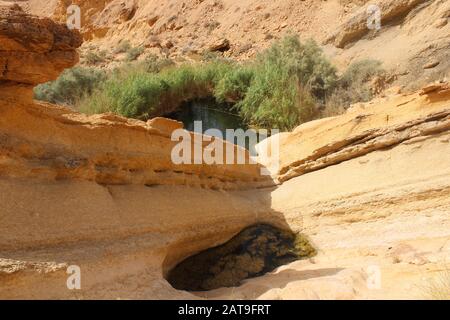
0;5;82;102
0;6;449;300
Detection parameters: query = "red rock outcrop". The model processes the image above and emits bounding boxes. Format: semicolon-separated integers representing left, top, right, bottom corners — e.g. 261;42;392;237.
0;4;82;102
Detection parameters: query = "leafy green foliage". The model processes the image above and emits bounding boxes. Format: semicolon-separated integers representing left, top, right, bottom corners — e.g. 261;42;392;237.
34;67;106;106
78;60;233;118
35;35;384;131
231;36;337;130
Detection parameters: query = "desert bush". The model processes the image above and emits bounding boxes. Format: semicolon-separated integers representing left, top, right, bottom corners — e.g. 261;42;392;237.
323;59;385;116
78;60;233;118
231;36;337;130
37;35;384;131
113;40;132;54
340;59;384;101
204;20;220;33
84;51;104;65
141;54;175;73
422;269;450;300
321;88;348;117
98;49;111;60
126;46;145;61
34;67;106;106
201;50;221;62
341;59;384;86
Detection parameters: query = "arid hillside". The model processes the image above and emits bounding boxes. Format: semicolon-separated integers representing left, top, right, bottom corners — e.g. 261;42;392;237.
11;0;450;90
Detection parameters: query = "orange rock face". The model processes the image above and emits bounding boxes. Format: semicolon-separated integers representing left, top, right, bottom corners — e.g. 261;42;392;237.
1;2;449;301
0;5;272;190
0;7;280;300
0;5;81;90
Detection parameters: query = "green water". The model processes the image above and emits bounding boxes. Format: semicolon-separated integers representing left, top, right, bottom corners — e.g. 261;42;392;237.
168;99;260;151
169;99;247;132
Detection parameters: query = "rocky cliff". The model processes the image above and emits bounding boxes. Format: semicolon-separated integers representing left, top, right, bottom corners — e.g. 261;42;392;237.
15;0;450;89
0;4;449;300
0;5;82;102
0;6;272;191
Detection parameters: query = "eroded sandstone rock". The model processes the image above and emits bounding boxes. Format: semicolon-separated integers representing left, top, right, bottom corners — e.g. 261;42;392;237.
0;8;281;298
0;5;273;190
0;4;81;101
208;38;230;52
257;81;450;182
1;1;449;301
167;224;316;291
325;0;428;48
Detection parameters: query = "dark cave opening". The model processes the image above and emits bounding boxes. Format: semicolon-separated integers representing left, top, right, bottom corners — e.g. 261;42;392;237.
166;224;316;292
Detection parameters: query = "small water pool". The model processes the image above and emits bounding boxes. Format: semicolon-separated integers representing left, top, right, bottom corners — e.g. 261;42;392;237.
167;99;261;152
169;99;247;133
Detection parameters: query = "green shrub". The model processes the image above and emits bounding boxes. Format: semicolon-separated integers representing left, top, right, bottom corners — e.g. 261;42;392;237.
84;51;104;65
37;35;384;131
114;40;132;54
34;67;106;106
126;46;145;61
141;54;175;73
214;66;254;103
232;36;337;130
78;60;233;118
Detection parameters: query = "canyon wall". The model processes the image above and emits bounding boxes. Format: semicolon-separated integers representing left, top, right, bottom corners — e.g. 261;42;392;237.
15;0;450;89
0;6;280;299
0;4;449;299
